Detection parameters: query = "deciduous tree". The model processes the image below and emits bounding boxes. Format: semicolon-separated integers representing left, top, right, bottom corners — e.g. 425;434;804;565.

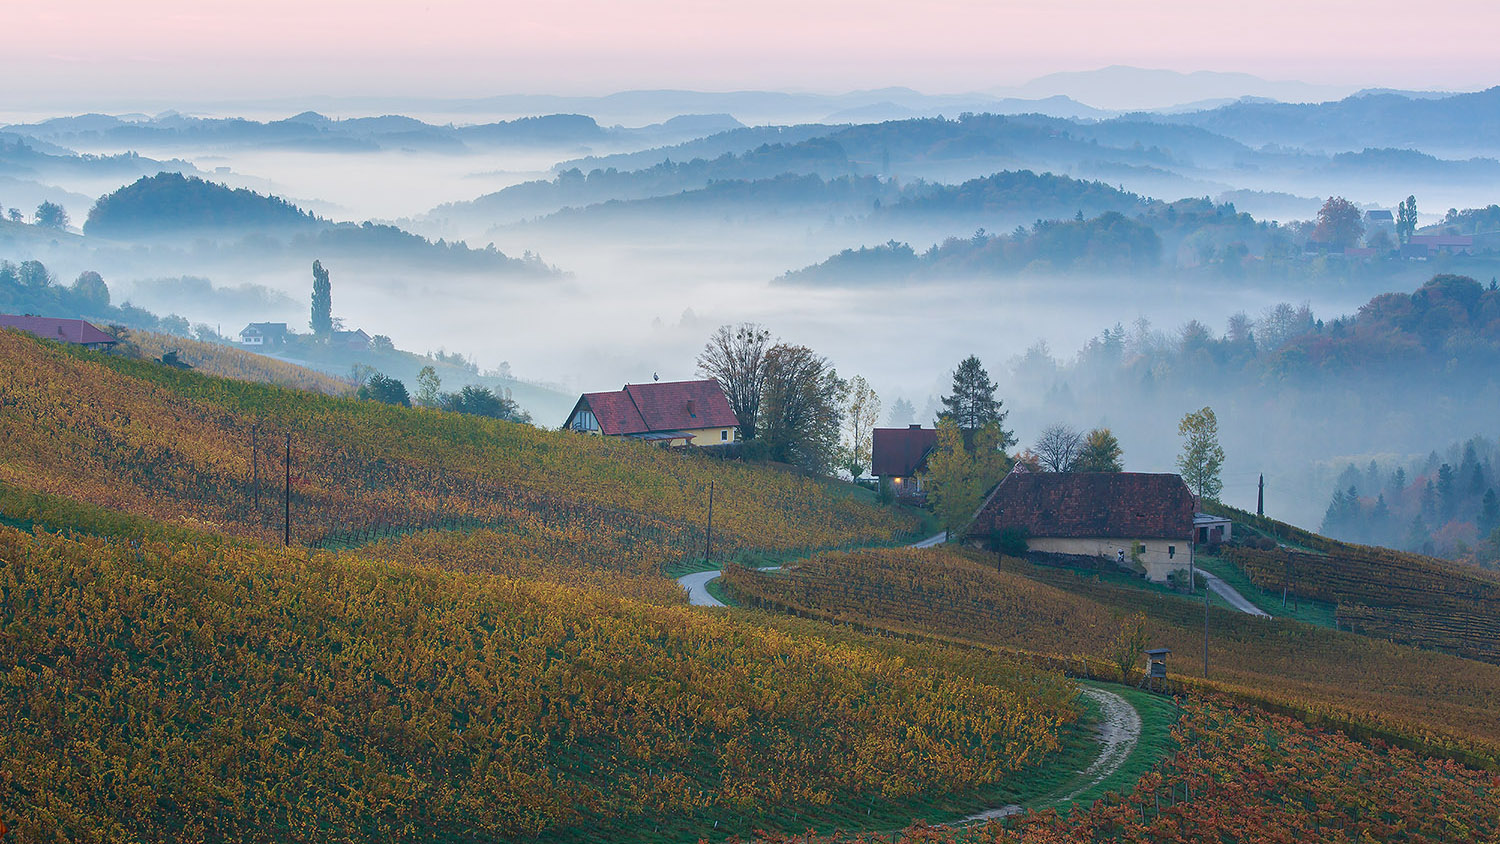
759;343;845;474
1396;195;1419;244
838;376;880;479
697;323;772;440
1032;423;1084;472
71;271;110;309
1076;427;1124;472
415;365;442;408
1177;406;1226;501
1312;196;1365;249
357;373;411;407
34;200;68;230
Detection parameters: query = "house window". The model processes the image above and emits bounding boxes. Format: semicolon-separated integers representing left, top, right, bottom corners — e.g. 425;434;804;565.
1139;544;1147;553
572;410;598;432
720;430;728;441
1168;545;1175;559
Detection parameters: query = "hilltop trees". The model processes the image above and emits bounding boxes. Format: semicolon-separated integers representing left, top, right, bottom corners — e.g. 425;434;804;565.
697;323;772;440
310;260;333;338
940;355;1015;450
1313;196;1365;249
1397;195;1419;244
759;344;846;474
34;201;68;231
357;373;411;407
1032;424;1084;472
71;271;109;309
925;417;1011;535
1076;428;1124;472
838;375;880;479
415;366;442;408
1177;407;1226;501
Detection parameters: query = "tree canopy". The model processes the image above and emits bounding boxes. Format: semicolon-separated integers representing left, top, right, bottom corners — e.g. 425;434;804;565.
1177;407;1226;501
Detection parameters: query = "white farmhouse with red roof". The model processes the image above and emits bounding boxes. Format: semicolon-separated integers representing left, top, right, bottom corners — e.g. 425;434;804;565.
563;379;739;448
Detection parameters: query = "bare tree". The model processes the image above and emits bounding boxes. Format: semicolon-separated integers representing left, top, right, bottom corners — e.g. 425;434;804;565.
1033;423;1085;472
697;323;772;440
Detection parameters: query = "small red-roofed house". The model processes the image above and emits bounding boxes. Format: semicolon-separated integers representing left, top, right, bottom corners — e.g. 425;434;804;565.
563;379;739;448
0;314;117;350
872;425;939;500
965;468;1197;581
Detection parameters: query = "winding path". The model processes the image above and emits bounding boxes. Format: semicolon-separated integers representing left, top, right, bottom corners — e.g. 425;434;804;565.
1198;569;1271;617
676;532;947;607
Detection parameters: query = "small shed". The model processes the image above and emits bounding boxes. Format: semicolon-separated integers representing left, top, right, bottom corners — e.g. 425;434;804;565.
1194;513;1233;545
1144;647;1171;680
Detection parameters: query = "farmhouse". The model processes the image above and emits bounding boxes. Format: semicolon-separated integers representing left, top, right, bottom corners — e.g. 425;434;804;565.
965;468;1197;582
872;424;938;499
0;314;117;350
564;379;738;448
239;322;289;346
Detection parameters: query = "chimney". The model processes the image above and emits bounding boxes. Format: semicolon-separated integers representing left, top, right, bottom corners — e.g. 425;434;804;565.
908;423;921;430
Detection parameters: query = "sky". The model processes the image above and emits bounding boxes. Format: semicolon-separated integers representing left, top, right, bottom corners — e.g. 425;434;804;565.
8;0;1499;110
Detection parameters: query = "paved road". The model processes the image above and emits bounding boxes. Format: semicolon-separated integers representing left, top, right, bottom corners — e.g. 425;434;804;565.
676;532;948;608
1198;569;1271;617
962;686;1142;822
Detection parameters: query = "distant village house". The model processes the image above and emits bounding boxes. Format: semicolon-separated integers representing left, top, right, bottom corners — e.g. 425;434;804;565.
965;469;1198;582
238;322;289;347
0;314;117;350
331;329;371;350
563;379;739;448
871;425;938;500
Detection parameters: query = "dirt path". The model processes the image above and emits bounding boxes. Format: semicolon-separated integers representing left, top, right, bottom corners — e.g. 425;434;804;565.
675;532;946;607
962;686;1143;822
1198;569;1271;617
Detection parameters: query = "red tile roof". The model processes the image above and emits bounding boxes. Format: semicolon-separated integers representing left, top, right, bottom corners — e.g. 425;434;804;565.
967;470;1195;541
571;379;738;436
0;314;116;346
872;425;938;477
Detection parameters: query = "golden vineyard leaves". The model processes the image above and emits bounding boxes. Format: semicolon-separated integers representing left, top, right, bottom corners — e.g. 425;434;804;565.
724;546;1500;767
0;331;921;571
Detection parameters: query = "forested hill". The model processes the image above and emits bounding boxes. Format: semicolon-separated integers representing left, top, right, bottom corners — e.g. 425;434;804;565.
880;169;1149;222
82;173;559;273
85;172;319;235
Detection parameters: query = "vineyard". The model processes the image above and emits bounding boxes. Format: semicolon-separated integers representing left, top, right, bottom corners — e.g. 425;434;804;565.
0;525;1076;842
736;697;1500;843
1223;543;1500;663
0;331;921;570
723;546;1500;767
121;329;354;396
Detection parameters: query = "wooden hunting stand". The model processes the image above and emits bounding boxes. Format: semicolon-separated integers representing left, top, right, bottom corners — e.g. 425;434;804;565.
1143;647;1171;691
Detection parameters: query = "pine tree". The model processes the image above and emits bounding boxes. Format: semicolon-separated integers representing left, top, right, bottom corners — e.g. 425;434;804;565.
939;355;1014;450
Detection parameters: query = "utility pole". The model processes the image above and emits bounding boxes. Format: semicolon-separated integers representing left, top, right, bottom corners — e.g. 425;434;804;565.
1257;474;1265;517
704;481;714;561
1203;565;1210;679
284;433;292;547
251;423;260;521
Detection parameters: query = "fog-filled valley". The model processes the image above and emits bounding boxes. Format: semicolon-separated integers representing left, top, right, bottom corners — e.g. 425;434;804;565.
8;79;1500;531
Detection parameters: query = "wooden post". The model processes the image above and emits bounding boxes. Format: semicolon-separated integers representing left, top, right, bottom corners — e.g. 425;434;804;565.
1203;566;1210;679
284;433;292;547
251;423;259;522
704;481;714;561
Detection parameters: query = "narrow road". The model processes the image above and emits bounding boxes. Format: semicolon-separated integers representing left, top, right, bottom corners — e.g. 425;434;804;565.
1198;569;1270;617
962;686;1143;822
676;532;947;607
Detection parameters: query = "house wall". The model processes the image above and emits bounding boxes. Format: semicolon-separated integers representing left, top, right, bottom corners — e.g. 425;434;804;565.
679;426;737;447
1027;536;1189;582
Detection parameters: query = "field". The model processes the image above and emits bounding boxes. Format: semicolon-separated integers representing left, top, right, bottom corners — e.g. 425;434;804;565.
1223;543;1500;663
738;697;1500;843
0;330;921;568
722;546;1500;768
0;524;1076;843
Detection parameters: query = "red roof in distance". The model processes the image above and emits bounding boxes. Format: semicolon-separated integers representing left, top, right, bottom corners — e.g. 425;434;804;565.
872;425;939;477
0;314;116;346
572;379;738;436
967;470;1195;541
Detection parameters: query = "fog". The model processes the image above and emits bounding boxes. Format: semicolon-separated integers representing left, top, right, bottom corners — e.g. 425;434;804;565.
6;91;1500;531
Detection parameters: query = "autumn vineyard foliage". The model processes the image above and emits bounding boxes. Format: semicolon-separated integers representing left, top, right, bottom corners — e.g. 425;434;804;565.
0;330;920;567
1223;543;1500;663
0;525;1076;842
723;546;1500;767
6;326;1500;842
736;698;1500;844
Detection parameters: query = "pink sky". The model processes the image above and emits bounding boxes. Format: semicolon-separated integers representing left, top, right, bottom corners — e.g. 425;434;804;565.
9;0;1499;105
